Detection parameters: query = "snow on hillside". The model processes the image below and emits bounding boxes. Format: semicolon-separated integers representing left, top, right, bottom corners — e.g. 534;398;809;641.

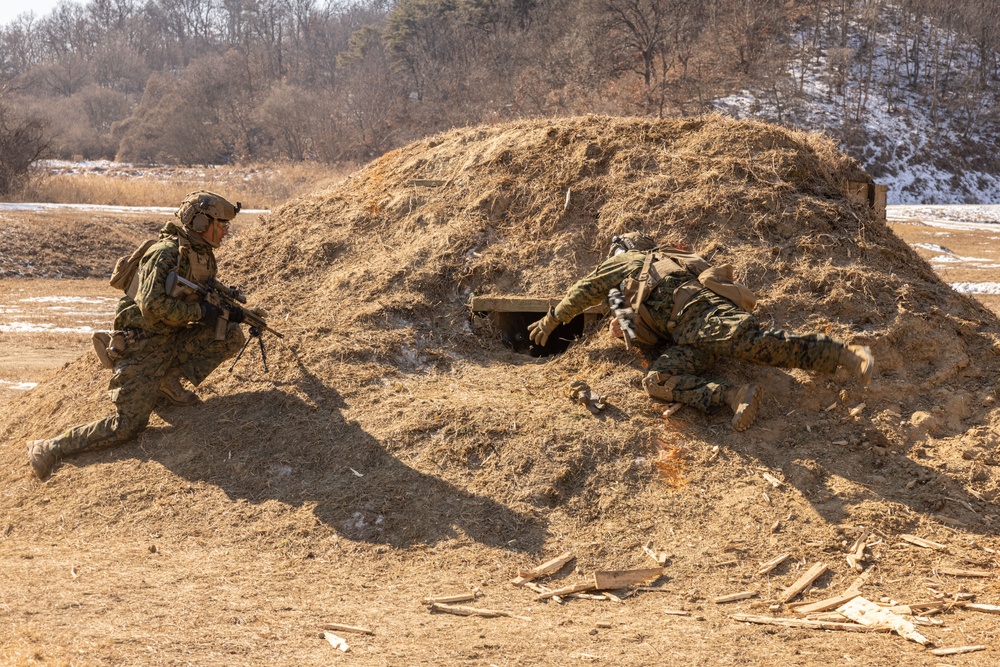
716;25;1000;205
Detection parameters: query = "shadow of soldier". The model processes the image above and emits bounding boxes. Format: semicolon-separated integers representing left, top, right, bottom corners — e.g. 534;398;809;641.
137;383;544;553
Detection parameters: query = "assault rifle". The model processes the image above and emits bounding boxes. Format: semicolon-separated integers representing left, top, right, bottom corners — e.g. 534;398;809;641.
165;271;283;371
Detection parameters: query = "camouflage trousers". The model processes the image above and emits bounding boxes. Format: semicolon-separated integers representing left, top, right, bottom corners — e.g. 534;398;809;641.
642;290;843;411
50;322;245;456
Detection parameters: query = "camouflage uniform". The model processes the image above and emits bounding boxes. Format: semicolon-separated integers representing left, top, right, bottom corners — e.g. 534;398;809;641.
48;221;245;458
551;250;843;412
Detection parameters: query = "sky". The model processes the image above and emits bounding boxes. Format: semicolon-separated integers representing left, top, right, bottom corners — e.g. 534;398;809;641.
0;0;80;28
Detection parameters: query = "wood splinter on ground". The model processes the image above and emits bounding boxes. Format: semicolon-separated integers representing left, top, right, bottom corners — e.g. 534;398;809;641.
322;632;350;652
420;592;478;604
713;590;758;604
899;534;949;552
778;562;828;603
511;551;575;586
323;622;374;635
756;553;790;576
592;568;665;590
428;603;532;621
731;614;883;633
642;541;669;567
930;645;987;656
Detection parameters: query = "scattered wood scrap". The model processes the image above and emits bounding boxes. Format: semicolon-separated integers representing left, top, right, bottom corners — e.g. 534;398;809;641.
964;603;1000;614
512;551;575;586
428;603;531;621
779;563;828;603
837;597;932;646
935;566;991;578
713;590;758;604
731;614;882;633
930;645;986;657
761;472;783;488
593;568;665;590
323;632;350;652
900;534;949;552
420;593;478;604
323;623;374;635
845;530;869;571
757;553;790;576
642;541;670;567
536;582;597;601
791;592;861;614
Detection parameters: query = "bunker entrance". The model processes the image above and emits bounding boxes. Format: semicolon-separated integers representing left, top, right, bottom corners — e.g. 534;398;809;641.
470;296;606;358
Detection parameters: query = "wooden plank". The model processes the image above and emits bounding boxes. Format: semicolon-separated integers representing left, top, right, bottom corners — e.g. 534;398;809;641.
428;603;531;621
731;614;882;633
512;551;575;586
420;593;478;604
790;592;861;614
593;568;665;590
935;566;991;578
837;597;932;646
535;582;597;600
713;590;758;604
778;563;828;603
756;553;790;576
323;623;374;635
930;646;986;657
900;534;949;552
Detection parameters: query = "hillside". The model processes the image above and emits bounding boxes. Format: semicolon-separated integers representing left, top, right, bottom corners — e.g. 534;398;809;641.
2;115;1000;665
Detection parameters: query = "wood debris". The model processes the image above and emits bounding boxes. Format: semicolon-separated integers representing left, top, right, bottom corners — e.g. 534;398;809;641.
323;632;350;652
900;534;949;552
790;592;861;614
535;582;597;601
323;623;374;635
778;562;828;603
731;614;882;633
712;590;758;604
642;541;670;567
761;472;783;488
848;402;866;417
420;592;478;604
593;568;664;590
663;403;683;418
935;566;991;578
757;553;790;576
428;603;531;621
845;530;869;571
512;551;575;586
837;597;932;646
930;645;986;657
964;602;1000;614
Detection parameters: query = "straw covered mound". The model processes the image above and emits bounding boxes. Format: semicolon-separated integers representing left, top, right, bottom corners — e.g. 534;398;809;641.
3;115;1000;665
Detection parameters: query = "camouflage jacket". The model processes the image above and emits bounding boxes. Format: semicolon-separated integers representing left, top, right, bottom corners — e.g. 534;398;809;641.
552;250;695;338
113;222;216;335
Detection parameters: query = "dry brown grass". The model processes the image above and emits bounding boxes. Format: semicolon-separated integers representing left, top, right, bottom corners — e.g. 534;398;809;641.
18;161;356;209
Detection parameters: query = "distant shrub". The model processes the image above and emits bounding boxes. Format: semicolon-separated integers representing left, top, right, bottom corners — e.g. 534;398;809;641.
0;100;50;195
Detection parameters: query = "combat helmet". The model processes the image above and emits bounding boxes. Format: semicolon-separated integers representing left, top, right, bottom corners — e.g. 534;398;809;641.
176;190;241;233
608;231;656;257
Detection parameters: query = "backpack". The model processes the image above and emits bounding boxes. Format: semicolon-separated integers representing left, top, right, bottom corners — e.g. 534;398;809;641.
109;239;157;299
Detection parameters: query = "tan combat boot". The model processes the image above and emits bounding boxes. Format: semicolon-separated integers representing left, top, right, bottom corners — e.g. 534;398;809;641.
158;368;198;406
27;439;60;479
724;383;762;432
839;345;874;386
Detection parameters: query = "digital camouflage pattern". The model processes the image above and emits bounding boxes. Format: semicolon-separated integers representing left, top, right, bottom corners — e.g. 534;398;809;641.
550;250;845;412
47;221;243;458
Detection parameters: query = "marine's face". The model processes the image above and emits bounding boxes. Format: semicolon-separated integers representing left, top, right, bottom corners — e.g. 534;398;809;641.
203;217;230;248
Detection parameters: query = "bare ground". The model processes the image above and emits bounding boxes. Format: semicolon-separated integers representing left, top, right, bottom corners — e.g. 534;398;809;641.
3;116;1000;666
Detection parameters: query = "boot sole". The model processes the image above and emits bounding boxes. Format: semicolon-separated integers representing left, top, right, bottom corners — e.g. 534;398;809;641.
731;384;763;432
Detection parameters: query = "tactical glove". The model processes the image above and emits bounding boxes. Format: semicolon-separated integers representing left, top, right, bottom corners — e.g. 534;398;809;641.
227;305;246;324
200;301;223;326
527;309;560;347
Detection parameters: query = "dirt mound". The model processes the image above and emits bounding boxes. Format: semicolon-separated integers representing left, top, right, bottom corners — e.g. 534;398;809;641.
3;115;1000;664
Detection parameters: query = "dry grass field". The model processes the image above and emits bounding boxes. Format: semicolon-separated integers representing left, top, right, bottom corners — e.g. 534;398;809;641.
3;117;1000;667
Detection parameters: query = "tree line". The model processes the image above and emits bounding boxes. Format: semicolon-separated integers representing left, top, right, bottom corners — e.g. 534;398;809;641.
0;0;997;190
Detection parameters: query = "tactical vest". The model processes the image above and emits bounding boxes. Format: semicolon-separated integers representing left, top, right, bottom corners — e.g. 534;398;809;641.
170;233;216;301
620;249;757;343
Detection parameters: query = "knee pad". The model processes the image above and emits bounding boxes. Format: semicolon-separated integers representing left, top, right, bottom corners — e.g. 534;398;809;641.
643;371;680;401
